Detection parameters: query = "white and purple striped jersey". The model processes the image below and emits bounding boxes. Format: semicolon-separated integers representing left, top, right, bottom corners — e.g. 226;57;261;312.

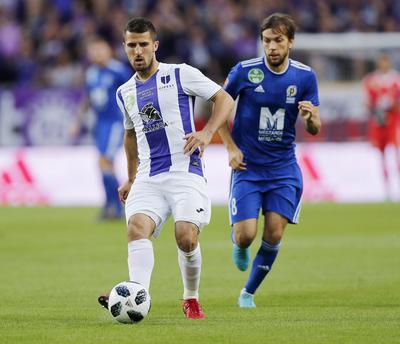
116;63;221;178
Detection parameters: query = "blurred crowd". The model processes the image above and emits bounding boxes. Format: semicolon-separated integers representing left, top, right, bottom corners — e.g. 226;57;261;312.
1;0;400;86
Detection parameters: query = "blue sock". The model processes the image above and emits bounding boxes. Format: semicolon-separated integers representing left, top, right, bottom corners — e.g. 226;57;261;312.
102;171;120;213
109;175;122;215
244;240;281;295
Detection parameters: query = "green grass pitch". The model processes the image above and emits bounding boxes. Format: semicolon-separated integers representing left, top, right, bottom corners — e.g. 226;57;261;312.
0;204;399;343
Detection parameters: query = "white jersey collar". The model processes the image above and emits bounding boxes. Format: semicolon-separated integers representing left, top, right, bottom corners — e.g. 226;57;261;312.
263;56;290;75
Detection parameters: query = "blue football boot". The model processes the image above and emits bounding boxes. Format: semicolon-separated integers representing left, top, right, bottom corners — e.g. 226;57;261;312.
232;244;250;271
237;289;256;308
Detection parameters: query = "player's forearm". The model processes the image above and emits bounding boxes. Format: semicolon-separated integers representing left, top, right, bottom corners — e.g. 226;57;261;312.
305;114;321;135
218;121;237;150
124;130;138;181
205;89;234;135
126;158;138;182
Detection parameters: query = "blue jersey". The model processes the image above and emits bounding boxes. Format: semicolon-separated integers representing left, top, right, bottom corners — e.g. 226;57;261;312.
86;59;131;123
225;57;319;170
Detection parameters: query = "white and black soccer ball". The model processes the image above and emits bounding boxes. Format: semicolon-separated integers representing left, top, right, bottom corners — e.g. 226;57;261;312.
108;281;151;324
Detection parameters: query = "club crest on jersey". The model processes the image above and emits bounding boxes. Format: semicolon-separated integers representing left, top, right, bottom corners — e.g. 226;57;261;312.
248;68;264;83
161;75;170;84
159;74;174;89
286;85;297;104
139;102;167;133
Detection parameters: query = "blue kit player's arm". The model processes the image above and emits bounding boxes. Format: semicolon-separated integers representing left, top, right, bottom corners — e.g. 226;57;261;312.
298;71;321;135
218;64;247;171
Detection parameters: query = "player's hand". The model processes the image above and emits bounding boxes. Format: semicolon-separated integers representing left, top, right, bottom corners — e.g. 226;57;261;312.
183;129;213;158
228;146;246;171
298;101;314;121
118;180;134;204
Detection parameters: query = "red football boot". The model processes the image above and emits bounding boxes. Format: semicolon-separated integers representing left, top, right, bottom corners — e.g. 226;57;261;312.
182;298;205;319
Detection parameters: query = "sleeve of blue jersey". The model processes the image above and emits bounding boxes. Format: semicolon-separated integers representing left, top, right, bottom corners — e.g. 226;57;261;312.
303;70;320;106
224;63;242;100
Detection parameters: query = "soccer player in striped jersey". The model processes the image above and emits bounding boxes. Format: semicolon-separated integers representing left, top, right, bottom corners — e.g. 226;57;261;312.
218;13;321;308
99;17;234;319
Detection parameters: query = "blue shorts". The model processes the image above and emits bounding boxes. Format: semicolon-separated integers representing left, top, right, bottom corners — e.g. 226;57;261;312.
94;121;124;161
229;163;303;225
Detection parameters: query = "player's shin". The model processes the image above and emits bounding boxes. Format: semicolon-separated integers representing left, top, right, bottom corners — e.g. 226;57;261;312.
244;240;281;294
178;243;202;300
127;239;154;291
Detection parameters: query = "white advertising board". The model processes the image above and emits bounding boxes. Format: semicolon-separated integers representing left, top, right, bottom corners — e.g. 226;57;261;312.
0;143;398;206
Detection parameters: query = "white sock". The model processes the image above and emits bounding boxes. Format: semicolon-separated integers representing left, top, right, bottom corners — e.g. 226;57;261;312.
127;239;154;291
178;243;202;300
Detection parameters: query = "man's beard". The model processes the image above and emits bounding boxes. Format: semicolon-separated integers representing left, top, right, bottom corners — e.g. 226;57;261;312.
133;56;153;72
266;51;288;68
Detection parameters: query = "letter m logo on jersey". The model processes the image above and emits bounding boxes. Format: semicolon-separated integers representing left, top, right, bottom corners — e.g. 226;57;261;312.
258;107;285;142
259;107;285;130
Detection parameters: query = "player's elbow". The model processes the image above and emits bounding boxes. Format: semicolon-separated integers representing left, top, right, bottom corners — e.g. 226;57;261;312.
213;89;234;110
224;91;235;110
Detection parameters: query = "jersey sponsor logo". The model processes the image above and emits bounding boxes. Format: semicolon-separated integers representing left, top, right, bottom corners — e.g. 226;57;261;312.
125;94;136;112
248;68;264;83
286;85;297;104
254;85;265;93
139;103;168;133
140;103;162;123
258;107;285;142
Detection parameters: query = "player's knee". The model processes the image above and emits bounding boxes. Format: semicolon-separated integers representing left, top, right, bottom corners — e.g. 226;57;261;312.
175;222;198;252
177;238;197;252
264;229;283;245
127;217;151;241
268;233;282;245
235;231;254;248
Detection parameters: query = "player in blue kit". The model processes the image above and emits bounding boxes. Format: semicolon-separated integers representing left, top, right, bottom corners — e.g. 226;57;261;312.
218;13;322;308
74;37;131;220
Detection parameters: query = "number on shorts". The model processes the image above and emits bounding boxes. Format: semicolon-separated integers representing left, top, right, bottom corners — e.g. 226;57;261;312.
231;197;237;216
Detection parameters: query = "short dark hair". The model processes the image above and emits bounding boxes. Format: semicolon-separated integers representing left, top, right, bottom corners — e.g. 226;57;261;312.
260;13;296;40
124;17;157;40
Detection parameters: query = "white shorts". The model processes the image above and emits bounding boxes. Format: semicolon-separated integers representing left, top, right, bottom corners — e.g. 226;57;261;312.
125;171;211;238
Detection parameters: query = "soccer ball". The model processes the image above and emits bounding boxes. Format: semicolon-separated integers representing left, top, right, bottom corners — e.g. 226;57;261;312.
108;281;151;324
